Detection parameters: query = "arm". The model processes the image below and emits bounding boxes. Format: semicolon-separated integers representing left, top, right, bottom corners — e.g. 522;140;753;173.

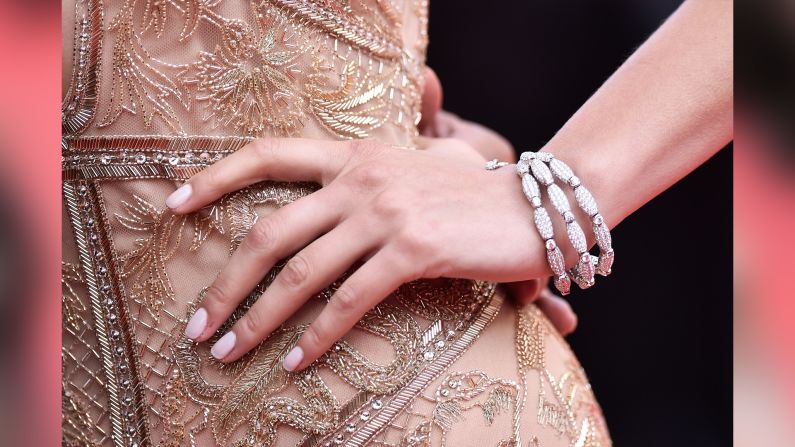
545;0;733;230
171;0;733;370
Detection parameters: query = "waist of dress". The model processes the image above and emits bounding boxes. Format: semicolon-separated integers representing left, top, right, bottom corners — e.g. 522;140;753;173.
62;134;417;181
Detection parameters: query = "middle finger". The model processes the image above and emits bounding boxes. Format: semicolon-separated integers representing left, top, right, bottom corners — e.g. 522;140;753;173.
185;186;346;343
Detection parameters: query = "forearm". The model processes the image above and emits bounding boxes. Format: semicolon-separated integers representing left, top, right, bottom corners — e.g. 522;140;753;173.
542;0;733;230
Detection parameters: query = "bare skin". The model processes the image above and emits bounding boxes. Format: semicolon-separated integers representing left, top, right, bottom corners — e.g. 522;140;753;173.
171;0;732;371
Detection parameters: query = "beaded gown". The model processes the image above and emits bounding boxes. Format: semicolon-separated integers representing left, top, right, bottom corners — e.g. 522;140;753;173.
61;1;612;446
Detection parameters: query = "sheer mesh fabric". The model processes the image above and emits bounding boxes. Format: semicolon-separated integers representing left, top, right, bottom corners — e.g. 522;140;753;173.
62;1;611;446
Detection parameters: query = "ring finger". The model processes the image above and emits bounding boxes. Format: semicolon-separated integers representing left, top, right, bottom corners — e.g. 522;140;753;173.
208;214;385;362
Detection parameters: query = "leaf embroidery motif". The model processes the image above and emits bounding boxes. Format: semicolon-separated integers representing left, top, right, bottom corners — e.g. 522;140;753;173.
307;61;389;139
212;328;301;444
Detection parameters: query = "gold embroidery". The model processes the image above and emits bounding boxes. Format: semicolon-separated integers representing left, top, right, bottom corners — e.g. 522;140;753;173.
62;388;101;447
396;371;520;446
99;0;189;132
84;0;424;140
63;262;89;334
180;5;310;136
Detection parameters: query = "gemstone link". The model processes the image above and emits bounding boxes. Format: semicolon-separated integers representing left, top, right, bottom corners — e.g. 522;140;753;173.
547;184;571;215
549;158;574;182
529;159;554;185
533;208;554;240
574;185;598;216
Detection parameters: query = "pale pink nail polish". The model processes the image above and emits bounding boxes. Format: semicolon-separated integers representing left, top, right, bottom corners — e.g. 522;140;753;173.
283;346;304;372
166;184;192;209
211;332;236;360
184;308;207;340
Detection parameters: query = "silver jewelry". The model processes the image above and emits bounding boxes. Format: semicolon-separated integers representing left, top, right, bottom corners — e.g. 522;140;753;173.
485;159;510;170
515;156;571;295
515;151;615;294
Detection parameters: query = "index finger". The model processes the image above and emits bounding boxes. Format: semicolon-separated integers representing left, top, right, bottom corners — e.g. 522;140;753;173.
165;137;351;213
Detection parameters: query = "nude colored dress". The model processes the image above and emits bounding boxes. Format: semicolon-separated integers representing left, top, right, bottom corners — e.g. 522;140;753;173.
61;1;612;446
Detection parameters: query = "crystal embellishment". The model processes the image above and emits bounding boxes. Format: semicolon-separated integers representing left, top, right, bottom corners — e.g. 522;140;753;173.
597;249;614;276
593;219;612;251
553;274;571;296
547;184;571;215
529;159;554;185
546;244;566;276
533;208;554;240
549;158;574;182
574;186;598;216
521;174;540;200
566;221;587;253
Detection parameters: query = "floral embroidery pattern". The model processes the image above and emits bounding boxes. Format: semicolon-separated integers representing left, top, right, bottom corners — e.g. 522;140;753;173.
95;0;424;139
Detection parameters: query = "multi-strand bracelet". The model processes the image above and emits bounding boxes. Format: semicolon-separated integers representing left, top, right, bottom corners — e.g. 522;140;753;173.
488;151;614;295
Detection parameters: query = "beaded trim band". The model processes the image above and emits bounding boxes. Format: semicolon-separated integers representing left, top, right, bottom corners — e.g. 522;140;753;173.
486;151;614;295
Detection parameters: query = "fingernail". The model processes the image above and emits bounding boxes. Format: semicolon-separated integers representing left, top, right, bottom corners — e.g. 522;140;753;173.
166;184;192;209
184;308;207;340
283;346;303;372
211;332;236;360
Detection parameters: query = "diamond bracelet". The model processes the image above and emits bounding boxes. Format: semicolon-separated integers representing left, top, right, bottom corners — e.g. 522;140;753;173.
507;151;614;295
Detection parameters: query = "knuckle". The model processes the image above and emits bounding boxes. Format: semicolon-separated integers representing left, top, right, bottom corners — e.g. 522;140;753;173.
331;285;358;314
200;167;222;194
241;308;264;336
371;190;405;220
280;254;311;290
397;223;435;256
244;218;278;253
302;323;325;351
252;137;280;161
204;284;235;307
350;162;390;191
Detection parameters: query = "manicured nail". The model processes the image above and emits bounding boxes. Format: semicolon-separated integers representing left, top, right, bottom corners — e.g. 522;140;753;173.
283;346;303;372
211;332;236;360
184;308;207;340
166;184;192;209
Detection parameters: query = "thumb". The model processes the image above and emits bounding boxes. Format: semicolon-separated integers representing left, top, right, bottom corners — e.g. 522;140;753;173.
418;67;443;135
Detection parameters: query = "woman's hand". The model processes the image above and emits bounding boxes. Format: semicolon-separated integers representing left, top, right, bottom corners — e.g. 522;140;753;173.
171;137;549;371
418;68;577;334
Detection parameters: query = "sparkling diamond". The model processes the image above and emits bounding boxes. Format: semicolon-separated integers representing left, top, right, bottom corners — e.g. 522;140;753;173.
547;184;571;215
516;160;530;175
553;274;571;296
549;158;574;181
360;411;371;420
533;208;554;240
168;155;180;165
573;254;595;288
593;221;612;251
423;351;434;360
135;153;146;164
371;399;383;409
531;196;542;208
569;176;581;187
521;174;540;199
345;423;356;433
546;244;566;275
574;186;598;216
519;152;534;162
536;151;554;162
597;249;614;276
545;239;557;250
593;214;604;225
566;221;587;253
100;153;112;165
530;159;554;185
